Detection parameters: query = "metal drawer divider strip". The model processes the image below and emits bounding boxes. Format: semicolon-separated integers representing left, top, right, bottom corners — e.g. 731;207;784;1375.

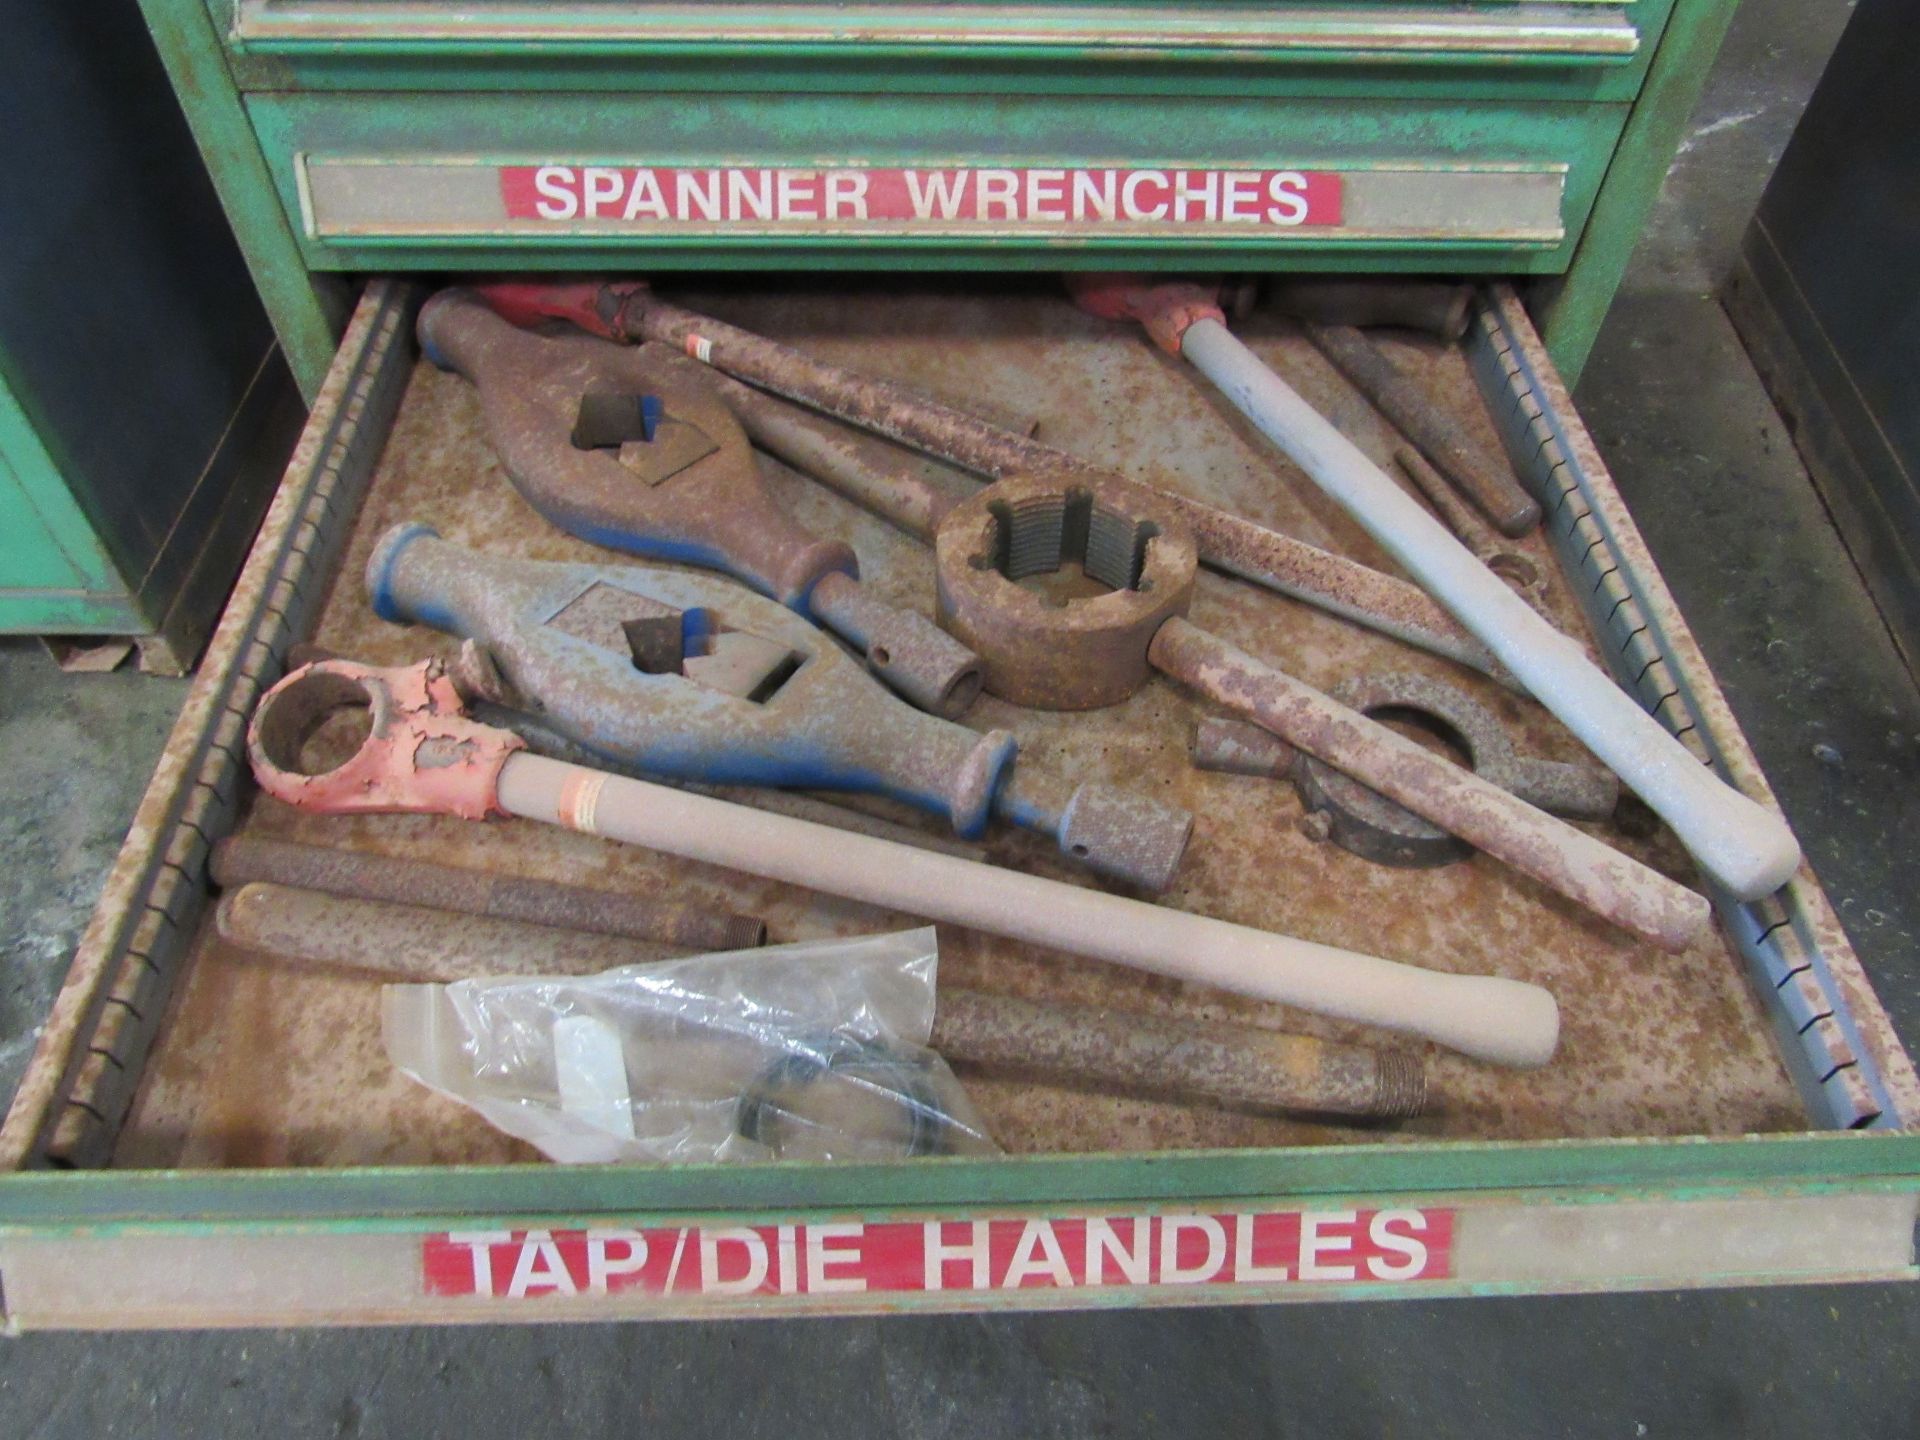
1468;283;1920;1131
0;280;420;1170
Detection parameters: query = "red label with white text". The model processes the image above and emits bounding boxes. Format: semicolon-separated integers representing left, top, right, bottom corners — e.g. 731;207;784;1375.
423;1208;1451;1301
499;165;1343;231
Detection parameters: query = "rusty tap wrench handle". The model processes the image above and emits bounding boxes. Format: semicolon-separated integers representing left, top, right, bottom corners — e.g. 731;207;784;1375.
420;289;982;717
420;289;852;608
1086;281;1803;902
247;659;1560;1067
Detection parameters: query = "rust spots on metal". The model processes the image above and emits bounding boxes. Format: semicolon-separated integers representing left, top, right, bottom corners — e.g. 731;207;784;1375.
935;472;1197;710
808;569;982;718
1172;500;1505;680
1392;445;1550;609
214;883;696;983
1192;715;1298;778
1303;320;1542;536
422;289;855;609
717;371;959;542
617;290;1504;678
933;989;1426;1120
211;836;766;953
1149;618;1709;952
1291;671;1620;870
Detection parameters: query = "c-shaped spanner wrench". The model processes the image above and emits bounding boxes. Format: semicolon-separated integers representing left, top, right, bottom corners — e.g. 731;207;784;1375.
419;289;982;717
245;656;1559;1067
367;523;1192;891
1076;278;1802;901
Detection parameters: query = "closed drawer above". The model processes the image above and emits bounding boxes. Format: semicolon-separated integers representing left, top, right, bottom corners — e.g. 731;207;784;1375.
222;1;1669;99
261;90;1627;273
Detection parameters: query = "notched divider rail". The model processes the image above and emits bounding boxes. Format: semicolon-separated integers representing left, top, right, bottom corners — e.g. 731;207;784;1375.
2;281;423;1171
1466;284;1916;1131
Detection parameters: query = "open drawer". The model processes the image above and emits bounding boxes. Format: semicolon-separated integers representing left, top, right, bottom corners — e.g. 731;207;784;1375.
1;278;1916;1329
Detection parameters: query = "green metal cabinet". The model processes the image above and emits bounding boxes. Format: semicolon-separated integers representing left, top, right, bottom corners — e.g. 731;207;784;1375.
137;0;1741;396
9;0;1883;1333
0;0;303;664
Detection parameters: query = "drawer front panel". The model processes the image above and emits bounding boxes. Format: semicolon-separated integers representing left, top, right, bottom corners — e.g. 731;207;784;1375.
255;93;1625;272
222;2;1675;103
232;1;1645;65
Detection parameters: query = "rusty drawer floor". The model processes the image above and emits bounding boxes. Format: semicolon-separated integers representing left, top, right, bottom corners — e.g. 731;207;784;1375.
118;285;1801;1168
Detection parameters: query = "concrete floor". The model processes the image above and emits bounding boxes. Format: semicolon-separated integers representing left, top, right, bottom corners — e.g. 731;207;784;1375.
5;1;1919;1431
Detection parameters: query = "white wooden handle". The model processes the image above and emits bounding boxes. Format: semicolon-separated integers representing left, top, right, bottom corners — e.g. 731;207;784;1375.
498;755;1561;1068
1179;318;1800;901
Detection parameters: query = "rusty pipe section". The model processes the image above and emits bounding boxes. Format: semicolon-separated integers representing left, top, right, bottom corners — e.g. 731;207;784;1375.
420;289;979;716
579;289;1503;682
1192;715;1298;778
215;883;696;982
931;989;1427;1120
1302;321;1541;536
210;837;766;952
719;373;958;541
1150;619;1711;952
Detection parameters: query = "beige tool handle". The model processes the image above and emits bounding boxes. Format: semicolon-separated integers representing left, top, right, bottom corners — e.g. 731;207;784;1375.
1177;317;1802;901
496;753;1559;1067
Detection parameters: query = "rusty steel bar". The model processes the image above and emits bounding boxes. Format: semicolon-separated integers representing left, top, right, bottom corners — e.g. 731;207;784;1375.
214;883;689;982
1392;446;1547;602
723;373;957;541
1192;715;1298;778
1302;320;1542;536
1174;503;1504;681
1148;618;1711;952
931;989;1427;1120
615;292;1505;682
211;836;767;951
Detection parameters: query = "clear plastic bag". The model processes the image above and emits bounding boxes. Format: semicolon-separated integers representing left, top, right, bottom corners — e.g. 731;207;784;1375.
381;926;997;1164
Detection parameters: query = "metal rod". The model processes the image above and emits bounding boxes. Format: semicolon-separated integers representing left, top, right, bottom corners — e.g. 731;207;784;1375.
1172;315;1802;902
623;294;1505;682
1148;618;1711;952
215;883;689;981
932;989;1427;1120
210;835;765;951
1303;320;1542;535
